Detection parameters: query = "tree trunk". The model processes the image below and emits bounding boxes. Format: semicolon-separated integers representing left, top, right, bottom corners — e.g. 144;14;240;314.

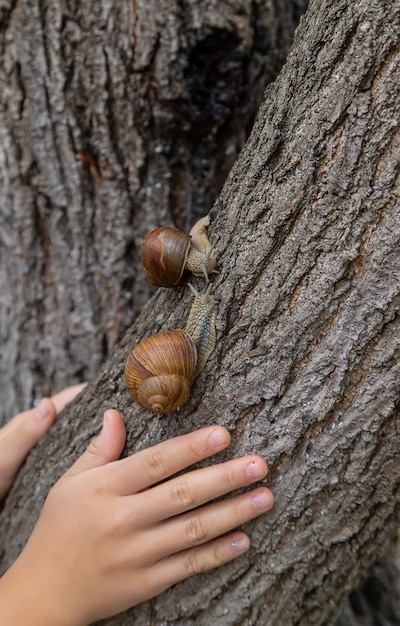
0;0;305;420
1;0;400;625
336;538;400;626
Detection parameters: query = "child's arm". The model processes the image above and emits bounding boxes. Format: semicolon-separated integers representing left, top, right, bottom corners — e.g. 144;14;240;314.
0;409;273;626
0;384;86;502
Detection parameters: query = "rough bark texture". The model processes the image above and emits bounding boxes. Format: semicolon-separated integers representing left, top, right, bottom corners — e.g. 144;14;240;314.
1;0;400;625
336;537;400;626
0;0;305;420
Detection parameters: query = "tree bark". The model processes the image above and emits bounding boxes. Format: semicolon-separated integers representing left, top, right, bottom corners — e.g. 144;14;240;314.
336;538;400;626
0;0;305;420
1;0;400;625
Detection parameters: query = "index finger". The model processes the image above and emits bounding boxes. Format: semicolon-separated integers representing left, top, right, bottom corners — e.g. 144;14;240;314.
108;426;232;495
50;383;87;414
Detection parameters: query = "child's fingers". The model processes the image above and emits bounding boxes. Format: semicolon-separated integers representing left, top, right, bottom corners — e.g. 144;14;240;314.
50;383;86;414
0;397;57;452
135;455;268;524
143;532;251;599
0;383;85;443
107;425;231;495
146;487;273;561
65;409;126;476
171;530;251;576
0;398;57;499
146;531;252;597
0;384;86;500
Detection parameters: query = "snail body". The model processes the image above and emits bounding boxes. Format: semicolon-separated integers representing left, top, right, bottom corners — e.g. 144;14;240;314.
125;285;218;414
185;283;218;377
186;216;217;281
141;215;217;287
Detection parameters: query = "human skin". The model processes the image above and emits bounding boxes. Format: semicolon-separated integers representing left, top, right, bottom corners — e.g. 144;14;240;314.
0;408;273;625
0;384;86;501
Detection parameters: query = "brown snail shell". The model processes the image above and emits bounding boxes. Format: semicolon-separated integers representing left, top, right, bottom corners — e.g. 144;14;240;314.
124;329;197;413
141;216;217;287
141;227;191;287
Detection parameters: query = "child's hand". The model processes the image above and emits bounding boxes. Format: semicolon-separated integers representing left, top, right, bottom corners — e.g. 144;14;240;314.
0;384;86;503
0;409;274;626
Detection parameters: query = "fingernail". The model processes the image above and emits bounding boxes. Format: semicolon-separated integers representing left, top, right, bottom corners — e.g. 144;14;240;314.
232;536;250;553
208;428;229;449
34;399;51;423
245;460;265;478
251;491;272;510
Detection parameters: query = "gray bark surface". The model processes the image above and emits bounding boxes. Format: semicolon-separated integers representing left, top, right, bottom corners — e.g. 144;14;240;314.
1;0;400;625
336;539;400;626
0;0;305;420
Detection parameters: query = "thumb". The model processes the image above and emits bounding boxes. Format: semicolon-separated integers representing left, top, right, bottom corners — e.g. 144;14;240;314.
66;409;127;476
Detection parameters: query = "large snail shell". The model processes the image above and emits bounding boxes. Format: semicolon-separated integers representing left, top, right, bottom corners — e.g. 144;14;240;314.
137;374;191;414
141;227;191;287
124;329;197;413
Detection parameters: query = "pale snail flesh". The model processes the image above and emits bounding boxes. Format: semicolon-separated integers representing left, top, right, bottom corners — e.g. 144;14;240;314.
141;215;217;287
185;283;217;377
186;216;217;281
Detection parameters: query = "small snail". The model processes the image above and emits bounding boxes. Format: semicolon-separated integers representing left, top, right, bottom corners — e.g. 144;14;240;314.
141;215;217;287
124;284;218;413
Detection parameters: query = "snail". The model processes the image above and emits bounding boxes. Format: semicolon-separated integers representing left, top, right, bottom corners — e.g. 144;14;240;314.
124;329;197;414
141;215;217;287
124;284;218;413
185;283;217;377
